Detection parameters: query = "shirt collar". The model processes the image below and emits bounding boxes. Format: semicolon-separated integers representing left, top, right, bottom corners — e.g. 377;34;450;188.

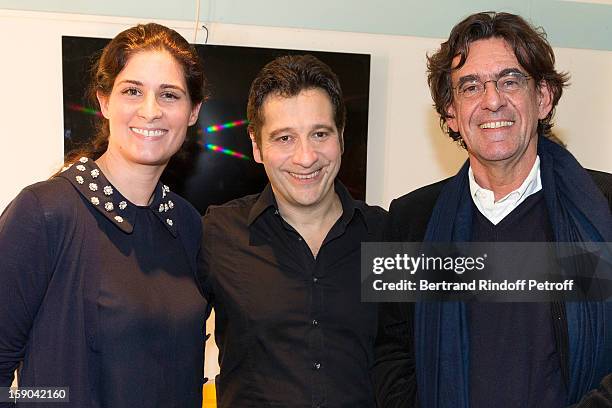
247;180;369;231
57;157;179;237
468;155;542;224
247;183;277;226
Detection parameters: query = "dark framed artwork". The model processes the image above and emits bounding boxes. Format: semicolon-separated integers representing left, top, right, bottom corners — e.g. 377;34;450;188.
62;36;371;214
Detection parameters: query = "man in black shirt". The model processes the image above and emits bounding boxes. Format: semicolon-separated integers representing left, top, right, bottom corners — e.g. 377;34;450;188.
373;11;612;408
201;55;386;408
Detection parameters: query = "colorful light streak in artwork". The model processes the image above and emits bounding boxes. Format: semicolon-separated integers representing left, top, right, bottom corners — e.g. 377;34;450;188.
68;103;103;117
206;119;248;133
68;106;250;160
204;143;250;160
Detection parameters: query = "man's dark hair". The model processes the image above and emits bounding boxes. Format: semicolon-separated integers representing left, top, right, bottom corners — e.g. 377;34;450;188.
247;54;346;149
427;11;569;147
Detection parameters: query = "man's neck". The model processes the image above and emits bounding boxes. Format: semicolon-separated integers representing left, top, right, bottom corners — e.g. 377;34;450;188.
470;148;538;201
276;190;343;258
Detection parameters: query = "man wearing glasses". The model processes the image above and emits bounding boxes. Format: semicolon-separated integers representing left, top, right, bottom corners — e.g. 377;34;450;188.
374;11;612;408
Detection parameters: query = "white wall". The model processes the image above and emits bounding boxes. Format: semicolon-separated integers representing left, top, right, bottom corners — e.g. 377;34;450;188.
1;9;611;380
1;10;610;215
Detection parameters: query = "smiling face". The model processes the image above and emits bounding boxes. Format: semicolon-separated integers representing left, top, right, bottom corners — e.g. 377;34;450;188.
251;88;342;211
446;38;552;169
97;50;201;169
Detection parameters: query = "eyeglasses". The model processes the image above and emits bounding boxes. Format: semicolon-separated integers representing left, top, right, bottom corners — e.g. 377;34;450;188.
453;72;531;100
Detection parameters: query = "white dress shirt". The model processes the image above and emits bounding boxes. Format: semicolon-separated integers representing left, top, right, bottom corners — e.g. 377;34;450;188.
468;156;542;225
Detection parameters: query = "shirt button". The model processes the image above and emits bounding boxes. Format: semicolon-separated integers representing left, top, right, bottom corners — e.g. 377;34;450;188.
312;319;319;326
314;362;321;370
313;277;318;283
298;237;302;241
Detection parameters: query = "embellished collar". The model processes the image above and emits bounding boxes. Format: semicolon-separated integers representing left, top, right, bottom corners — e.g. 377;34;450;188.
57;157;179;237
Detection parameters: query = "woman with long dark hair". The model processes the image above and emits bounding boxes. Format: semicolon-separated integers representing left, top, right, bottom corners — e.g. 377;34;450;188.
0;23;209;407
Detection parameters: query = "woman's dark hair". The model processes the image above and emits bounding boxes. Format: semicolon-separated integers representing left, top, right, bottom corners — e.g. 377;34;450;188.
427;11;569;147
246;54;346;150
65;23;206;164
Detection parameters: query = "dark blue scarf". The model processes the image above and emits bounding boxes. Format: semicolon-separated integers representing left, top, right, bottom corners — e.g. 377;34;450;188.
415;136;612;407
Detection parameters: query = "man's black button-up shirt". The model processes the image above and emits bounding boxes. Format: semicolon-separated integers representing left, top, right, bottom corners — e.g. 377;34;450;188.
200;182;386;408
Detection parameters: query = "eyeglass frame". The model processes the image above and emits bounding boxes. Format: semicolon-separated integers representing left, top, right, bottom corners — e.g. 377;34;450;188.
452;69;532;100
